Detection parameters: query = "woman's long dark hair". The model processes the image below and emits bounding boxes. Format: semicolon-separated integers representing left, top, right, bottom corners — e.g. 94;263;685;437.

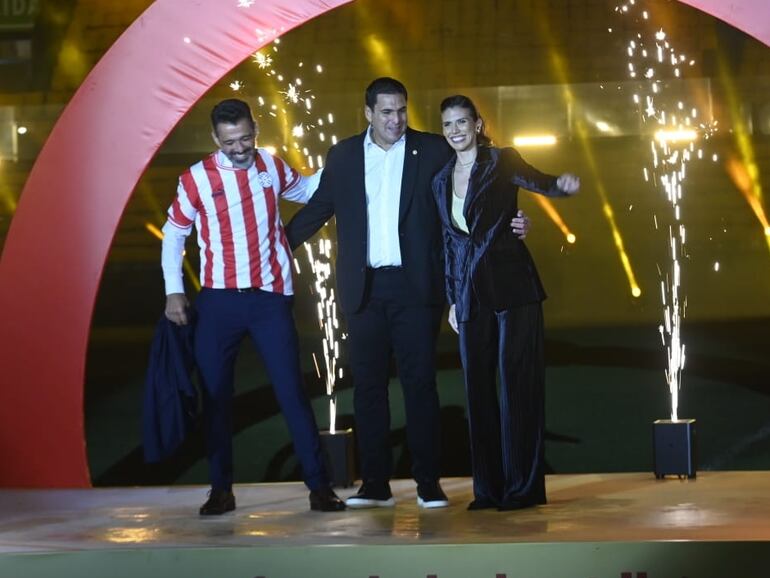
439;94;492;146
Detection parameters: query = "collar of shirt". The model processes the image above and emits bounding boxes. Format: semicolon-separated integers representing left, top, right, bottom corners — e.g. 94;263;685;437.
364;128;406;152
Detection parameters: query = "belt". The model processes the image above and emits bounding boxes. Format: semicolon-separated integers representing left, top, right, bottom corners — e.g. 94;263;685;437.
202;286;264;293
368;265;402;272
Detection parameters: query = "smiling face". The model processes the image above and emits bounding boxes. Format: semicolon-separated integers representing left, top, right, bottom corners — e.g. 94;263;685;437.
212;118;257;169
441;106;482;153
365;93;407;150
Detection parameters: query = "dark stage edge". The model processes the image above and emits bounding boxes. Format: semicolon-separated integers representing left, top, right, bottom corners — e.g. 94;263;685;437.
3;473;770;577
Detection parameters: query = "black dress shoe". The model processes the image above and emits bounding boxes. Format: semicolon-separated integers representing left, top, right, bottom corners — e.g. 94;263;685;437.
199;489;235;516
416;481;449;509
309;487;346;511
345;481;395;509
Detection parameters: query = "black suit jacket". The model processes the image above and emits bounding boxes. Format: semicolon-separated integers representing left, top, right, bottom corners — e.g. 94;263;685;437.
286;128;453;314
432;146;569;322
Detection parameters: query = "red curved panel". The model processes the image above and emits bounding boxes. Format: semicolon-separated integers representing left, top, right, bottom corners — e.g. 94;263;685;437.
677;0;770;48
0;0;350;488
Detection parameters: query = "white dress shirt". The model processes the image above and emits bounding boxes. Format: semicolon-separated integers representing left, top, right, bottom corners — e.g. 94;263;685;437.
363;128;405;267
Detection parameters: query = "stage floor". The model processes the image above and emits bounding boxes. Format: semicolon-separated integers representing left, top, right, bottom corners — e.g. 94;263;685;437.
3;472;770;577
3;471;770;551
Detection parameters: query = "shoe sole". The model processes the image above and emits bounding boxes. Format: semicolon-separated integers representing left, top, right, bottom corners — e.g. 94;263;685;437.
345;497;396;509
417;497;449;509
199;505;235;516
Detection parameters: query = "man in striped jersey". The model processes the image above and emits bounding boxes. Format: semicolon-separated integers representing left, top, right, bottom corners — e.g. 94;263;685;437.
161;99;345;515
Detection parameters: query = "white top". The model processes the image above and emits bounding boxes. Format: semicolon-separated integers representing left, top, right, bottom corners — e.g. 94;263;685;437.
451;190;469;234
161;149;321;295
363;128;405;267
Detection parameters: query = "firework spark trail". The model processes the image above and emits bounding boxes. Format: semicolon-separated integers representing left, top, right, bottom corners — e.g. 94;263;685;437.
237;34;342;430
616;1;717;420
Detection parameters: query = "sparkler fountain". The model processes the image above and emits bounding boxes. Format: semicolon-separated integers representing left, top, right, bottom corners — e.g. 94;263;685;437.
615;0;718;478
235;39;354;485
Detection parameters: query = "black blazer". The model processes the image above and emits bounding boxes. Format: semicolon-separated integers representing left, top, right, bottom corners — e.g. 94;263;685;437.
286;128;453;314
432;146;569;322
143;313;199;463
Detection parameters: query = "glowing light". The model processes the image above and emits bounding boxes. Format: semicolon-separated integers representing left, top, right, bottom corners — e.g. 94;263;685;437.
144;222;163;241
16;126;27;135
531;195;576;245
252;51;273;69
595;121;611;132
713;262;720;272
655;129;697;143
262;145;277;155
237;0;256;6
512;134;557;147
183;37;191;44
229;80;243;91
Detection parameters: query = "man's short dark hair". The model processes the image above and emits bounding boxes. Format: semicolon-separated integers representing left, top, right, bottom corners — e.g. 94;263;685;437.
211;99;254;130
365;77;408;109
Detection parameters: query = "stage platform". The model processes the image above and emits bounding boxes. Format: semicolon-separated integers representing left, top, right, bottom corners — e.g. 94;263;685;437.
3;472;770;577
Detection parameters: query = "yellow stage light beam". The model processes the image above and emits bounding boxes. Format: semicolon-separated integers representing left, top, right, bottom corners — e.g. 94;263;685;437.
353;3;426;131
139;180;200;292
534;5;641;298
713;41;767;254
145;221;201;292
0;159;18;214
531;194;576;244
725;155;770;252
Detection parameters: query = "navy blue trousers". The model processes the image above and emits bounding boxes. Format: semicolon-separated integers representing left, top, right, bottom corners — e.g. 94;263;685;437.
346;267;443;484
458;301;546;507
193;288;327;492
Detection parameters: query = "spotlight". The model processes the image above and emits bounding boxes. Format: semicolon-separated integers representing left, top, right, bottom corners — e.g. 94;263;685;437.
512;134;557;147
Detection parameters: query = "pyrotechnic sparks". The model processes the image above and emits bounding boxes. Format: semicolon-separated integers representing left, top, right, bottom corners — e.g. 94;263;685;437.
252;51;273;69
281;83;301;104
229;80;244;92
617;1;718;421
305;239;342;432
240;39;342;429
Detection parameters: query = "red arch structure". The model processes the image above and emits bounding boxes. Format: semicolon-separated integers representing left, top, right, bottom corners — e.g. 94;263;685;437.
0;0;351;487
0;0;766;487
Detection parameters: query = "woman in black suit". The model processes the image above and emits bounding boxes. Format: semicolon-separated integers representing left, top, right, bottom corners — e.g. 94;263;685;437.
432;95;579;510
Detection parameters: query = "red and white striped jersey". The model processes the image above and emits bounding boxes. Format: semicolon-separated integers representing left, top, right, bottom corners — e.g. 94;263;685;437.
161;149;320;295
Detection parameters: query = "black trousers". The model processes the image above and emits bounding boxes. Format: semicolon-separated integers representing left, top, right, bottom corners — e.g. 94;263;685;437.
458;300;546;507
345;267;443;484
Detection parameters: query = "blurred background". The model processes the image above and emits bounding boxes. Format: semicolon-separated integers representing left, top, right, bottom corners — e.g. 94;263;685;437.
1;0;768;487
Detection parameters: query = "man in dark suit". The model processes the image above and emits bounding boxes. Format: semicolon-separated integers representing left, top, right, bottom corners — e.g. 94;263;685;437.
285;78;528;509
285;77;451;508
